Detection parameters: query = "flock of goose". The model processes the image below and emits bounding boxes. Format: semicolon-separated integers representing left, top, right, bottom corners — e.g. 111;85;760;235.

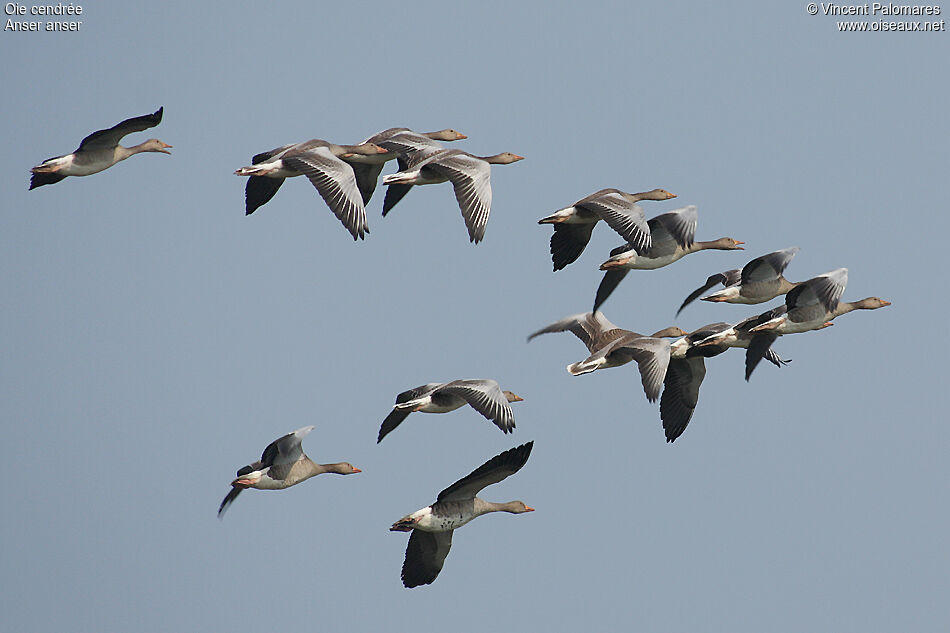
29;107;891;589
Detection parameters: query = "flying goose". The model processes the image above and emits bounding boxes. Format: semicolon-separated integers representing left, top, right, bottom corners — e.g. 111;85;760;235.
391;442;534;588
235;139;389;240
687;311;792;381
677;247;801;315
537;188;677;271
30;107;170;189
381;148;524;243
527;311;686;402
747;269;892;335
217;426;360;518
347;127;467;207
378;379;523;443
594;205;744;312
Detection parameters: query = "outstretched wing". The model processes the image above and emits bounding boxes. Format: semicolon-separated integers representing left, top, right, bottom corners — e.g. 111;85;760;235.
550;223;596;271
258;425;314;469
741;247;799;284
377;384;443;442
580;192;651;253
593;263;630;313
527;311;618;352
282;147;369;240
217;486;244;518
77;107;164;151
401;529;454;588
660;357;707;442
424;153;493;243
244;176;285;215
785;268;847;318
437;442;534;502
437;380;516;434
677;270;740;315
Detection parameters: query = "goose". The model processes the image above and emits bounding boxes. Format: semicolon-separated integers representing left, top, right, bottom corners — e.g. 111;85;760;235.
391;442;534;588
381;149;524;243
748;269;890;335
537;188;677;271
217;426;360;518
677;247;801;315
662;322;790;442
30;107;170;189
235;139;388;240
346;127;467;207
527;311;686;402
687;311;792;381
593;205;744;312
378;379;523;443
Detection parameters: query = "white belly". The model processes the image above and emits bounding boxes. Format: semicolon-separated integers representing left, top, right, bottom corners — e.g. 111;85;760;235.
623;251;684;270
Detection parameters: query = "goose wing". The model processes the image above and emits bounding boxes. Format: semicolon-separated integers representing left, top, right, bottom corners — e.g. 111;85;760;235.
578;191;651;253
592;245;634;312
785;268;848;319
590;334;671;402
741;247;799;284
527;311;619;353
677;269;741;315
401;530;454;588
660;357;707;442
436;380;516;434
382;156;414;216
550;223;596;271
77;107;164;151
647;205;697;257
437;442;534;502
377;383;444;442
423;152;493;243
281;147;369;240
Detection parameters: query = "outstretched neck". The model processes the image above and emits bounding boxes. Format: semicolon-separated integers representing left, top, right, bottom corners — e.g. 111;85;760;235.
473;499;532;515
688;238;743;253
832;297;890;317
115;144;148;161
314;462;355;475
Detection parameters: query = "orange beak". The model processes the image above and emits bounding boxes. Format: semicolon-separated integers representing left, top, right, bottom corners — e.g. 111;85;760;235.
524;506;535;512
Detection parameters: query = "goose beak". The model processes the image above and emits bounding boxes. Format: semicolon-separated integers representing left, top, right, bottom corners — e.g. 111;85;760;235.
455;133;468;140
159;142;172;154
880;299;892;307
701;295;728;303
666;192;677;199
524;506;535;512
512;395;524;402
512;154;525;161
352;467;362;473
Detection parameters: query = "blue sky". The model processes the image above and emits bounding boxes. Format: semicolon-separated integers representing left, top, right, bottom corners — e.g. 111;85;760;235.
1;2;947;631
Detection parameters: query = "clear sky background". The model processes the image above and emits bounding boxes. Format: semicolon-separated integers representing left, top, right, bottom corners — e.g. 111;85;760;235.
2;1;947;631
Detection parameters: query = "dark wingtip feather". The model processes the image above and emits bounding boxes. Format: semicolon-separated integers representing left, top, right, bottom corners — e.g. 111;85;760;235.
217;486;243;519
29;172;66;189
